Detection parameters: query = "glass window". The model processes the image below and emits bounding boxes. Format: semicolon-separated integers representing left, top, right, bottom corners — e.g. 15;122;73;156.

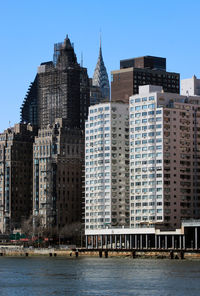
142;112;147;116
142;105;147;110
148;111;154;115
135;98;141;103
135;113;141;117
149;104;155;109
149;96;154;101
135;119;141;124
135;127;141;131
156;110;162;114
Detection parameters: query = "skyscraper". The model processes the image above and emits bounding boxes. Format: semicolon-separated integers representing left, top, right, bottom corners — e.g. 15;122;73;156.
21;36;90;130
129;85;200;229
85;103;129;230
33;119;84;231
92;39;110;102
0;123;37;233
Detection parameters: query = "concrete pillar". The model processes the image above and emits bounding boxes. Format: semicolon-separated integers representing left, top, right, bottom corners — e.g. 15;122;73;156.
183;235;185;249
165;236;167;249
86;235;88;249
145;234;148;249
155;235;157;249
179;236;182;249
96;235;98;249
158;236;161;249
110;235;112;249
119;235;122;249
105;235;108;249
140;235;142;249
91;236;94;249
124;234;127;249
115;235;117;249
135;235;137;249
172;235;174;249
195;227;198;249
130;234;132;249
100;235;103;248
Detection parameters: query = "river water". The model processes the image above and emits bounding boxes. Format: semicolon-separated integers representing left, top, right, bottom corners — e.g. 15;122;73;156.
0;257;200;295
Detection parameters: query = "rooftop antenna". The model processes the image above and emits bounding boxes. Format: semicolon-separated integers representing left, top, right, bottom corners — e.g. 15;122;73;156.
81;52;83;67
100;28;102;49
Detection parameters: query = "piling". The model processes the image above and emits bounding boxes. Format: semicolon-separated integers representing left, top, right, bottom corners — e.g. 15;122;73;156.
180;251;184;260
170;250;174;259
132;250;136;258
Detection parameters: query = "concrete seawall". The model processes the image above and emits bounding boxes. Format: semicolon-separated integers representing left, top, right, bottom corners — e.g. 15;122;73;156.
0;248;200;259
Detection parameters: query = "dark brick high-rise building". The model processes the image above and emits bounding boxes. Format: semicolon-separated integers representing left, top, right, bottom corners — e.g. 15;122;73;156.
0;123;37;233
111;56;180;103
21;36;90;130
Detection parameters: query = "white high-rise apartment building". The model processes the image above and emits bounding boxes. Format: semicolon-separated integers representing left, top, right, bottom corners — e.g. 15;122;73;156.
85;102;129;230
130;85;200;229
130;85;164;228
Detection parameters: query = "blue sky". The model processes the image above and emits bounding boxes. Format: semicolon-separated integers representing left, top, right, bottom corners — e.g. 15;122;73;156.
0;0;200;132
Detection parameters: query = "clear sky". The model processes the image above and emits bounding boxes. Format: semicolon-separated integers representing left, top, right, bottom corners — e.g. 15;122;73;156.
0;0;200;132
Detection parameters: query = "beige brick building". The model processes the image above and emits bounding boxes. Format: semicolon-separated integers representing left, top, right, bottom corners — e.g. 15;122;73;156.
33;118;84;232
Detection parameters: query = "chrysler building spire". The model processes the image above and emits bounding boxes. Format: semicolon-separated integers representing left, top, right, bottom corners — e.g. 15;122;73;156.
92;38;110;100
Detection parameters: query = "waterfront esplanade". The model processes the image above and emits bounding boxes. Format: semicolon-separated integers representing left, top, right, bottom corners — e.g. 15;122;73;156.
85;220;200;250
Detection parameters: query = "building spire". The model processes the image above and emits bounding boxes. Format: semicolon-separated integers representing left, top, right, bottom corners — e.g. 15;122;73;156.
92;36;110;100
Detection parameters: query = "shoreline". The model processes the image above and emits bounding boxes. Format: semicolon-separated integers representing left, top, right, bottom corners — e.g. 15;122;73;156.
0;248;200;259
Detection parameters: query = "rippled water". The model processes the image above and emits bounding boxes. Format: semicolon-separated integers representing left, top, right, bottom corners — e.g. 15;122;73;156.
0;257;200;295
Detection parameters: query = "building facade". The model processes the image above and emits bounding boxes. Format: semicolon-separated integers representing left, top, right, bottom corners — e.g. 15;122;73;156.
85;103;129;230
129;85;200;229
89;79;106;106
111;56;180;103
0;123;36;233
33;119;84;232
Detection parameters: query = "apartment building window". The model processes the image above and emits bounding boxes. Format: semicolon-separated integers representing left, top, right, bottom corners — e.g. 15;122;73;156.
148;111;154;115
135;98;141;103
142;97;147;102
149;96;154;101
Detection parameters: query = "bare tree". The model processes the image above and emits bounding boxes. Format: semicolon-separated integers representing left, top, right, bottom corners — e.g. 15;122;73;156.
21;215;34;237
60;222;82;245
21;214;46;238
